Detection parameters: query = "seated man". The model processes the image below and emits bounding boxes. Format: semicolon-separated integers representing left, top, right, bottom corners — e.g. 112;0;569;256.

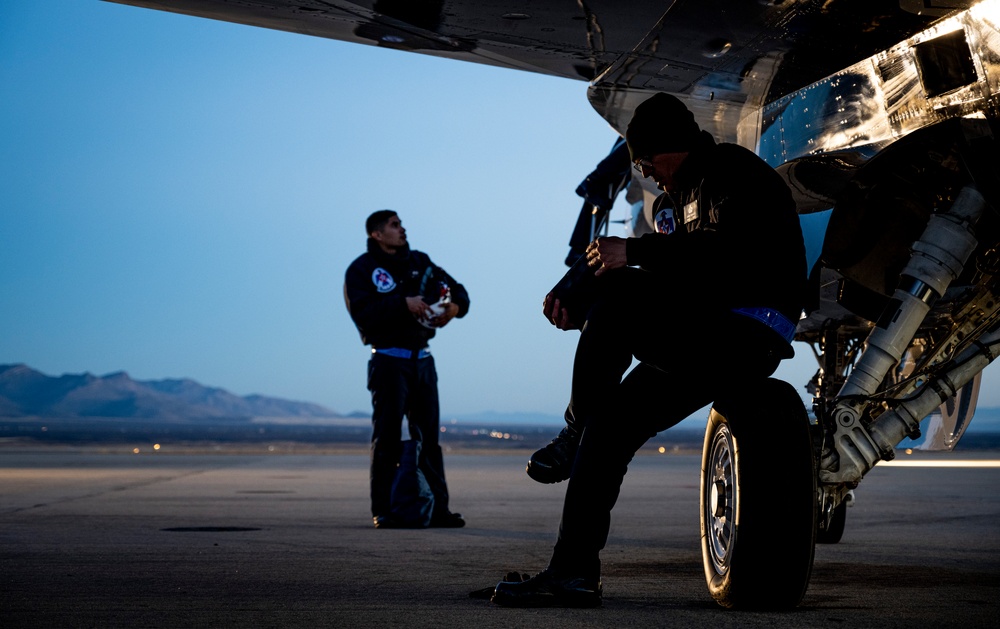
492;93;807;607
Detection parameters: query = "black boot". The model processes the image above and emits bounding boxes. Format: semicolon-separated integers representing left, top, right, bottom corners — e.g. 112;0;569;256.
491;568;601;608
526;426;579;484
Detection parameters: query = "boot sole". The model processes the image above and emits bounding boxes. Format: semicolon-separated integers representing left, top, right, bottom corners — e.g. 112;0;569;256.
525;462;570;484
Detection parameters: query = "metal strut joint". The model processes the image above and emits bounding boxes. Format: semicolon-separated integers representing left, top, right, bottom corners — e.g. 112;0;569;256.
821;185;987;484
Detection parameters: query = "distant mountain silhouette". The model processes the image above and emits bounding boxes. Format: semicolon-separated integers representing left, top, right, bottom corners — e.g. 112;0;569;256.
0;364;340;420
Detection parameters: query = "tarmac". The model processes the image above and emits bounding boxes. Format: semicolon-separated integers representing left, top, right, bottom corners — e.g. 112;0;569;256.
2;444;998;628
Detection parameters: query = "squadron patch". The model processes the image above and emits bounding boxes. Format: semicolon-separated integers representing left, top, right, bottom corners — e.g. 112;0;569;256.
654;208;675;234
372;267;396;293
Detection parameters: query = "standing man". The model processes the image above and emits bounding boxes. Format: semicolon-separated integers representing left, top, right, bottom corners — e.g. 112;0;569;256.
492;93;807;606
344;210;470;529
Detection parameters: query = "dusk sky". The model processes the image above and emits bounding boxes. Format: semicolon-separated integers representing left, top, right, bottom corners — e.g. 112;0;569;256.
5;1;998;423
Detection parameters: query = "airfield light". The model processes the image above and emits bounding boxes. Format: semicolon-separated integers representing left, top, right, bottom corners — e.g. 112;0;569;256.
153;444;161;451
133;448;140;454
658;446;666;454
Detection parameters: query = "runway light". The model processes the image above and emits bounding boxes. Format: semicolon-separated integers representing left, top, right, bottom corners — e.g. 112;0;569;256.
153;444;161;451
881;459;1000;468
133;448;140;454
658;446;666;454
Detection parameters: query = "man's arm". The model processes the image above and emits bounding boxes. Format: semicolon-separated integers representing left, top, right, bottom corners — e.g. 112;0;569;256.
429;262;470;318
586;236;628;276
344;262;412;333
422;257;469;328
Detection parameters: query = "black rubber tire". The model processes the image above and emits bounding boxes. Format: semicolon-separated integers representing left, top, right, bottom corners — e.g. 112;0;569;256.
817;498;847;544
700;378;817;609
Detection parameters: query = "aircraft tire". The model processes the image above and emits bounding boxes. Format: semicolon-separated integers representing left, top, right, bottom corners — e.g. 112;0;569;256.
817;499;847;544
699;378;817;609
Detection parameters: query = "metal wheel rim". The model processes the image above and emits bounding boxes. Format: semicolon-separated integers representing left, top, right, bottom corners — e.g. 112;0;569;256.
706;423;736;574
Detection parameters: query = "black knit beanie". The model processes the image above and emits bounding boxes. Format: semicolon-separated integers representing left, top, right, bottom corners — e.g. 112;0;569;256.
625;93;702;161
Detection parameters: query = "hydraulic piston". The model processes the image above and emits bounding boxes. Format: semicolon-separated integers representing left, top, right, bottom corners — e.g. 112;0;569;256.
821;186;986;483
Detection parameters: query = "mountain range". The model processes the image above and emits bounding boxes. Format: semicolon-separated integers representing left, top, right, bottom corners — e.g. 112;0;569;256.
4;362;998;436
0;364;343;421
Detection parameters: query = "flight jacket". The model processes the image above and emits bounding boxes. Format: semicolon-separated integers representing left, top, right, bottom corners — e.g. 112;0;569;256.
625;135;808;323
344;240;470;350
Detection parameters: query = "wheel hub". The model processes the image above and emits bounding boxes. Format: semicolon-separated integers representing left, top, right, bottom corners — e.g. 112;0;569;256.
712;480;727;517
705;424;736;573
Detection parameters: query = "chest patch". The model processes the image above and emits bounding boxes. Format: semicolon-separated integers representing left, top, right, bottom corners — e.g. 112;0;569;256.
683;200;699;225
372;267;396;293
654;207;675;235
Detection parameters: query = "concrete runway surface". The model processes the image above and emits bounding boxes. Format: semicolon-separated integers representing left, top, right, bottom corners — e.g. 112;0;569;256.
1;446;998;628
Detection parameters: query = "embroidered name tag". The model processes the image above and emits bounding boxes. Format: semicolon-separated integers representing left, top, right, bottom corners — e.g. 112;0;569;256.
683;200;699;224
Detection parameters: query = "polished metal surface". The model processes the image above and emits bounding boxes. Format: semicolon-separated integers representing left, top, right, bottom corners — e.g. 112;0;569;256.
105;2;981;148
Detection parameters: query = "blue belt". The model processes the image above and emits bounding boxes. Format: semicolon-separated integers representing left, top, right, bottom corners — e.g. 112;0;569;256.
372;347;431;359
732;307;797;343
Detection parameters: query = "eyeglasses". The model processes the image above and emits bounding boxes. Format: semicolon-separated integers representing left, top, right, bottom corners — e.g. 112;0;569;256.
633;158;654;172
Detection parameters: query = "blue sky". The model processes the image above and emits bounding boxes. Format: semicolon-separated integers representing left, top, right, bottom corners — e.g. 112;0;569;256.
3;1;998;423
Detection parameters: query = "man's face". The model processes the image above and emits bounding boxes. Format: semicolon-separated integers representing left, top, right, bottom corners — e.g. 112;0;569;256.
634;152;689;192
372;215;407;252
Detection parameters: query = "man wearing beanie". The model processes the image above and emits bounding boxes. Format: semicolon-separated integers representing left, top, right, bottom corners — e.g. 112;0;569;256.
492;93;807;607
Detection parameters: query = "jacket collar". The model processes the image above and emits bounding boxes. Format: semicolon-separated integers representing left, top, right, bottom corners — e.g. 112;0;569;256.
672;131;717;192
366;237;411;262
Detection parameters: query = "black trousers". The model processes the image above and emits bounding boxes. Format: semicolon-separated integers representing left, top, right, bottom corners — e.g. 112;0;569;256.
367;352;450;518
549;268;782;578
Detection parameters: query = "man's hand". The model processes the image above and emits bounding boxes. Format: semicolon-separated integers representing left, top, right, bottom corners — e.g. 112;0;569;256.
427;302;459;328
586;236;627;276
406;296;431;320
542;292;579;330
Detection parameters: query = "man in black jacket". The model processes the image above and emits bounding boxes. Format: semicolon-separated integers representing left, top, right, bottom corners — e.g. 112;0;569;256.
344;210;470;529
492;93;807;607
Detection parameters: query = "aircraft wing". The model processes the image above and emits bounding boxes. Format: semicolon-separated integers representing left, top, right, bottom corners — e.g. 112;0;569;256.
105;1;969;144
104;1;666;82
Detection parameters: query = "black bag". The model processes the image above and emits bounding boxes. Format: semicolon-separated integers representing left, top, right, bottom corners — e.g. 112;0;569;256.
549;253;600;327
390;439;435;528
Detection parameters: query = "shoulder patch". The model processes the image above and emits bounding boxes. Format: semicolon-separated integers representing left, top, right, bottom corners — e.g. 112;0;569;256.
372;267;396;293
654;207;675;234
